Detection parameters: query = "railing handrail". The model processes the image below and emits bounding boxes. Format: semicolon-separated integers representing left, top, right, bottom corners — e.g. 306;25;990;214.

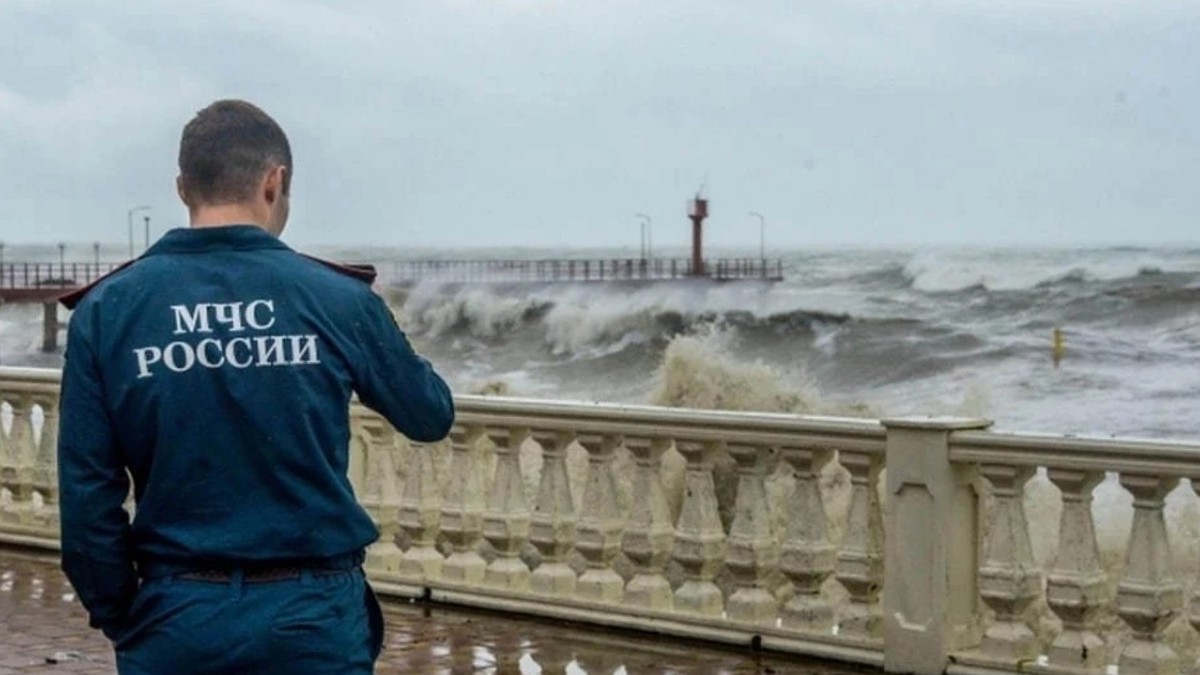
950;428;1200;477
0;365;880;446
11;365;1200;463
0;262;126;290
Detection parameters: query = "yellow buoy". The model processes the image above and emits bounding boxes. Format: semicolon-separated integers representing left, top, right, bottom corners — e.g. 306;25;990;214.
1052;328;1066;367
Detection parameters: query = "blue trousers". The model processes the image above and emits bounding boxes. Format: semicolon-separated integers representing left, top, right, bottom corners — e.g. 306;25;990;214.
113;567;384;674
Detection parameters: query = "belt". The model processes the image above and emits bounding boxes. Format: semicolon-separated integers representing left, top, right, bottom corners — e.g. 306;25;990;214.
177;567;346;584
139;550;365;583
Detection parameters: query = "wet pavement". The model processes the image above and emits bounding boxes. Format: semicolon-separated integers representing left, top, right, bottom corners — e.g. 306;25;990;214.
0;548;876;674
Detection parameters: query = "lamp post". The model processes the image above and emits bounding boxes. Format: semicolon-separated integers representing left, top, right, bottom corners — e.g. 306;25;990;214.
93;242;101;268
143;215;152;252
635;213;652;259
57;242;66;282
127;205;151;259
748;211;765;266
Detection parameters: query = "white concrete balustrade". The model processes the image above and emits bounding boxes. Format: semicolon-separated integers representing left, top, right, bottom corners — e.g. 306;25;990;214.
5;365;1200;675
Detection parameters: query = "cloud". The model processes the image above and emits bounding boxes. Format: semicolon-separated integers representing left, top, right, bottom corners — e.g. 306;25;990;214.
0;0;1197;247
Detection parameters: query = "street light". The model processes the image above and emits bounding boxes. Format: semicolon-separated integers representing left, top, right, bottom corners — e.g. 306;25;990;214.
93;242;101;267
144;215;152;253
127;205;151;259
635;213;652;259
748;211;765;264
57;242;66;282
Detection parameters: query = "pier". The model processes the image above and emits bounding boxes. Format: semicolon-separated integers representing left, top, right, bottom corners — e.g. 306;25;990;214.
6;366;1200;674
0;263;124;352
385;194;785;286
385;256;783;285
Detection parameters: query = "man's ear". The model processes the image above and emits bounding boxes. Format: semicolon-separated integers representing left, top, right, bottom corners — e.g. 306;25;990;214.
175;175;188;205
263;165;286;205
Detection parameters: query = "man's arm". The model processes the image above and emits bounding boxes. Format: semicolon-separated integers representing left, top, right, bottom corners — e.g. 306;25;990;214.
350;292;455;442
58;315;137;640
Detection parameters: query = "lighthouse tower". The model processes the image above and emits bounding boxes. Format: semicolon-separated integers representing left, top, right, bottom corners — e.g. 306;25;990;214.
687;194;708;276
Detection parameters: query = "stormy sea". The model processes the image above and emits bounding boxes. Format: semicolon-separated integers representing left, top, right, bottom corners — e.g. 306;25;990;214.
3;243;1198;441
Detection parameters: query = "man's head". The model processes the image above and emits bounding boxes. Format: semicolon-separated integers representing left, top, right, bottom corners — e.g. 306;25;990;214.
177;100;292;235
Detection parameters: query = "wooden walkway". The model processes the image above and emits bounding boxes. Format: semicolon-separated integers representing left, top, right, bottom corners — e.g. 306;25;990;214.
0;548;873;674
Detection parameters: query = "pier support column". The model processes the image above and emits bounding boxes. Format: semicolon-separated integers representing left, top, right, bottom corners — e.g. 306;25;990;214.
41;302;59;353
881;416;991;675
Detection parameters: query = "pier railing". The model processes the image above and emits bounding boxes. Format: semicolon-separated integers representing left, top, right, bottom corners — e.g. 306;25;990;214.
4;366;1200;674
0;262;123;291
384;257;784;284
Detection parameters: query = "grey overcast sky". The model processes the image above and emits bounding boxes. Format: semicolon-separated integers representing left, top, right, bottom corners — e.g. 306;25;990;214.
0;0;1197;249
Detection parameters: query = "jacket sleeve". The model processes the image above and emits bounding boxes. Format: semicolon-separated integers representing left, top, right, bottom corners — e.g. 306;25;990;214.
349;292;455;442
57;313;137;641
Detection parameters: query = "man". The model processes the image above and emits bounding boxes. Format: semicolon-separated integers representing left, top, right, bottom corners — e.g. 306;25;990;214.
57;99;455;673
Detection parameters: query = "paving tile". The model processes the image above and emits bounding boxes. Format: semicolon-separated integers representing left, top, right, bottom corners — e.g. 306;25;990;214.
0;549;877;674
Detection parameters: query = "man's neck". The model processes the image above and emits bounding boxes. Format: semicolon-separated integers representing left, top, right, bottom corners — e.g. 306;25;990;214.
189;203;268;231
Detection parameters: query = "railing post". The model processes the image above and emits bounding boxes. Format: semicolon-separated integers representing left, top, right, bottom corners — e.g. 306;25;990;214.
575;433;625;603
622;436;674;610
360;419;403;574
672;440;726;616
441;425;487;584
1116;473;1182;675
1045;469;1109;675
529;429;578;595
482;426;532;590
975;464;1041;663
836;449;885;640
881;417;991;675
779;444;835;631
397;441;443;581
726;441;782;624
30;393;59;510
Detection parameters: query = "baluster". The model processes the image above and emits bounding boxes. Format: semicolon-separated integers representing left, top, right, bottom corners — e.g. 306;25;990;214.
482;426;532;590
1115;473;1182;675
672;440;726;616
575;433;625;603
530;429;578;595
725;442;781;624
397;440;443;581
0;400;13;499
1045;469;1109;675
835;450;884;639
779;445;835;631
1188;478;1200;675
361;419;403;573
976;464;1041;662
30;394;59;525
347;408;369;494
441;425;487;584
622;437;675;610
7;395;35;504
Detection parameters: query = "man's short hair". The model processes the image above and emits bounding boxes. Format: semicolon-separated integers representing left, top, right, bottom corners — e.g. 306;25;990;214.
178;100;292;207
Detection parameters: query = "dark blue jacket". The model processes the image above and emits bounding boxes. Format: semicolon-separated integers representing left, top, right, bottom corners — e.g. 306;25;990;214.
57;225;454;638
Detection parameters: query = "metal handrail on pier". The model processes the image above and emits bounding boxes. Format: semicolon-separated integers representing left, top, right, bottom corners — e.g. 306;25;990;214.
385;257;784;284
0;262;124;292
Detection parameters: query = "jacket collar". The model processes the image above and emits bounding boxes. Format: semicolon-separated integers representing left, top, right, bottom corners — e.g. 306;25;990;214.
144;225;291;256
